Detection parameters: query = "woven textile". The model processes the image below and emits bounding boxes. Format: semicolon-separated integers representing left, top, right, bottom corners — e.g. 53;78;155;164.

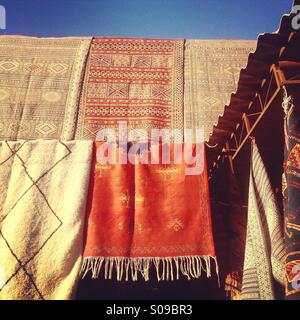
81;142;217;282
184;40;256;141
282;89;300;299
0;140;93;300
75;38;184;140
241;141;285;300
0;36;91;140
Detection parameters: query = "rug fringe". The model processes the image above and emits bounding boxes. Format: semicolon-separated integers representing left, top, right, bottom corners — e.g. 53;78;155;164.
80;256;218;282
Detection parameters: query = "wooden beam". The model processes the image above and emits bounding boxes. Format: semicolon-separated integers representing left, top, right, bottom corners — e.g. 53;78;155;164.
209;30;296;176
232;86;281;160
225;141;235;175
283;80;300;85
279;61;300;68
243;114;251;133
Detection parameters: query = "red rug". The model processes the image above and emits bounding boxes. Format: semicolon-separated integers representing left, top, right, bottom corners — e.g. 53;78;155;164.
81;142;217;282
75;37;184;139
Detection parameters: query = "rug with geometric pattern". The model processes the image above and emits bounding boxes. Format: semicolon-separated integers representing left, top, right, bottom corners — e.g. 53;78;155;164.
75;37;184;140
0;36;91;140
184;40;256;141
0;140;92;299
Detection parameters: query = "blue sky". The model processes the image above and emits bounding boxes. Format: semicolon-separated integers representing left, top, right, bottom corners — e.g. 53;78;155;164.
0;0;293;39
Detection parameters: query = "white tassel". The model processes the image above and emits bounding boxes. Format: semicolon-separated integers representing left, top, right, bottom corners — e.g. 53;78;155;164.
174;257;179;280
80;256;219;282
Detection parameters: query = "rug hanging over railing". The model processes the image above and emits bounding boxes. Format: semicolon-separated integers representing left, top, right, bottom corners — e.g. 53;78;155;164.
81;142;218;282
0;36;92;140
184;40;256;141
241;141;285;300
0;140;93;300
75;37;184;140
282;87;300;299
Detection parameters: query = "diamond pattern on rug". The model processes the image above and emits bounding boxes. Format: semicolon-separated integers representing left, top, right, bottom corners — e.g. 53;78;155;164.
0;140;71;299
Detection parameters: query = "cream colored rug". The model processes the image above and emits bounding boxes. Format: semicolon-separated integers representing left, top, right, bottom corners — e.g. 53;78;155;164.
184;40;256;141
0;36;91;140
241;142;285;300
0;140;93;300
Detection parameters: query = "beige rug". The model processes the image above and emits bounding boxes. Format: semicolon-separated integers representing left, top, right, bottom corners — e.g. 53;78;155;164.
0;140;93;300
0;36;92;140
184;40;256;141
241;141;285;300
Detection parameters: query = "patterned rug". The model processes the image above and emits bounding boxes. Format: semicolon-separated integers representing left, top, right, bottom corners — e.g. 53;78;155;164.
282;88;300;299
184;40;256;141
0;36;91;140
75;38;184;140
0;140;93;300
241;141;285;300
81;142;217;282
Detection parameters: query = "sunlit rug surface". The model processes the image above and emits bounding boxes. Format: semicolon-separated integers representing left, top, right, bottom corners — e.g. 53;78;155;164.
81;142;217;282
0;140;93;300
0;36;91;140
184;40;256;141
75;38;184;140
